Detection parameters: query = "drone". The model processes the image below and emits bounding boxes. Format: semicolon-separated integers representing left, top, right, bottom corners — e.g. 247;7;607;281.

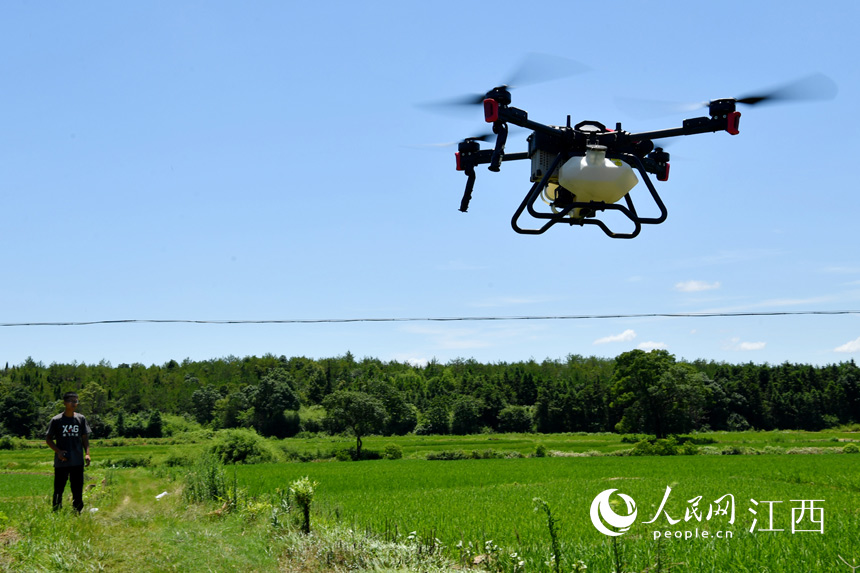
443;64;835;238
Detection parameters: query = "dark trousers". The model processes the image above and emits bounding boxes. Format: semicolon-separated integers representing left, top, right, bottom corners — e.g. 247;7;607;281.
53;465;85;512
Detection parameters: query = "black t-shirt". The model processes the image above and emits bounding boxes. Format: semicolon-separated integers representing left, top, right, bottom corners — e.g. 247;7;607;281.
45;413;91;468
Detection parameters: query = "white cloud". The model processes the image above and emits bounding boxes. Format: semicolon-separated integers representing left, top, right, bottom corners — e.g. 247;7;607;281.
725;337;766;351
594;329;636;345
637;341;668;351
391;355;430;367
835;336;860;353
675;280;721;293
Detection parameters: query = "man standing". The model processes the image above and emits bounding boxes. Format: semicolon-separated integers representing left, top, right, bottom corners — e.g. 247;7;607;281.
45;392;91;512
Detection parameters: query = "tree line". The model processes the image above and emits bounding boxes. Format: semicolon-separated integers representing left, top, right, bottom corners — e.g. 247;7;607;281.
1;350;858;440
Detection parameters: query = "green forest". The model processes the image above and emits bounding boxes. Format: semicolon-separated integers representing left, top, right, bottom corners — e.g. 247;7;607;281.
2;350;859;441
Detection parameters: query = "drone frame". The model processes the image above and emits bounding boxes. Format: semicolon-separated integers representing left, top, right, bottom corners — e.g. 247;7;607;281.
455;88;742;238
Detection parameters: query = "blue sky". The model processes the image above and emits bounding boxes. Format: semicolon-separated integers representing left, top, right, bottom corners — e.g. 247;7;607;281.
2;1;859;368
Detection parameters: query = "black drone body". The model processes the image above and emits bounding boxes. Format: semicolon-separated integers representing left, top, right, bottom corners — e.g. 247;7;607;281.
450;72;835;239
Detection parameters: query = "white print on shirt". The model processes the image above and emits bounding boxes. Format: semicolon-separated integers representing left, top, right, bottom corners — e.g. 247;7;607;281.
62;424;80;437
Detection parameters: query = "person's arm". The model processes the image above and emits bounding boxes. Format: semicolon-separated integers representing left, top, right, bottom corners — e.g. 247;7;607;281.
82;434;90;466
46;436;68;462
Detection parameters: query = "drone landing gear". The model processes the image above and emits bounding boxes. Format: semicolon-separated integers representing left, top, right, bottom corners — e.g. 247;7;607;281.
510;153;667;239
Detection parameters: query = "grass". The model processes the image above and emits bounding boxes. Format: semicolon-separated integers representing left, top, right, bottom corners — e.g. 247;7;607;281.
0;465;458;572
2;430;859;571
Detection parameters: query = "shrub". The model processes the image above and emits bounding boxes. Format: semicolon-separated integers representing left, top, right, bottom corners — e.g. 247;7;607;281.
626;436;704;456
631;440;655;456
0;436;23;450
679;442;699;455
383;443;403;460
470;449;503;459
426;450;468;461
843;443;859;454
621;434;653;444
533;443;548;458
210;428;276;464
652;438;679;456
334;448;353;462
721;445;746;455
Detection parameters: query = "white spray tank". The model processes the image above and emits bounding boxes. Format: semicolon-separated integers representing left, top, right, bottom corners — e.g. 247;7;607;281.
556;145;639;218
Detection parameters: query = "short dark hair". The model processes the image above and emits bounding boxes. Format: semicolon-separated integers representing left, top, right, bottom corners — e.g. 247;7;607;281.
63;392;79;403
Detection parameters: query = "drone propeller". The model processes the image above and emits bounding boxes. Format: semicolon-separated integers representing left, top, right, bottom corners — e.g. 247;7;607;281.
504;52;591;91
617;73;837;118
460;132;495;143
419;53;589;111
732;73;837;106
406;132;496;150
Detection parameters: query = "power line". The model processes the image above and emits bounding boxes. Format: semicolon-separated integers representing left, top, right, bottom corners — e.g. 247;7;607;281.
2;310;859;328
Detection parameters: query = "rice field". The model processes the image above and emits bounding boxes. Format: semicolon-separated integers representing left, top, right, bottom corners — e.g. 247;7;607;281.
234;454;860;572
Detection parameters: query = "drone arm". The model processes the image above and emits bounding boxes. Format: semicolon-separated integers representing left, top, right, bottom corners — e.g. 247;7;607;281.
627;112;741;141
491;104;560;136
